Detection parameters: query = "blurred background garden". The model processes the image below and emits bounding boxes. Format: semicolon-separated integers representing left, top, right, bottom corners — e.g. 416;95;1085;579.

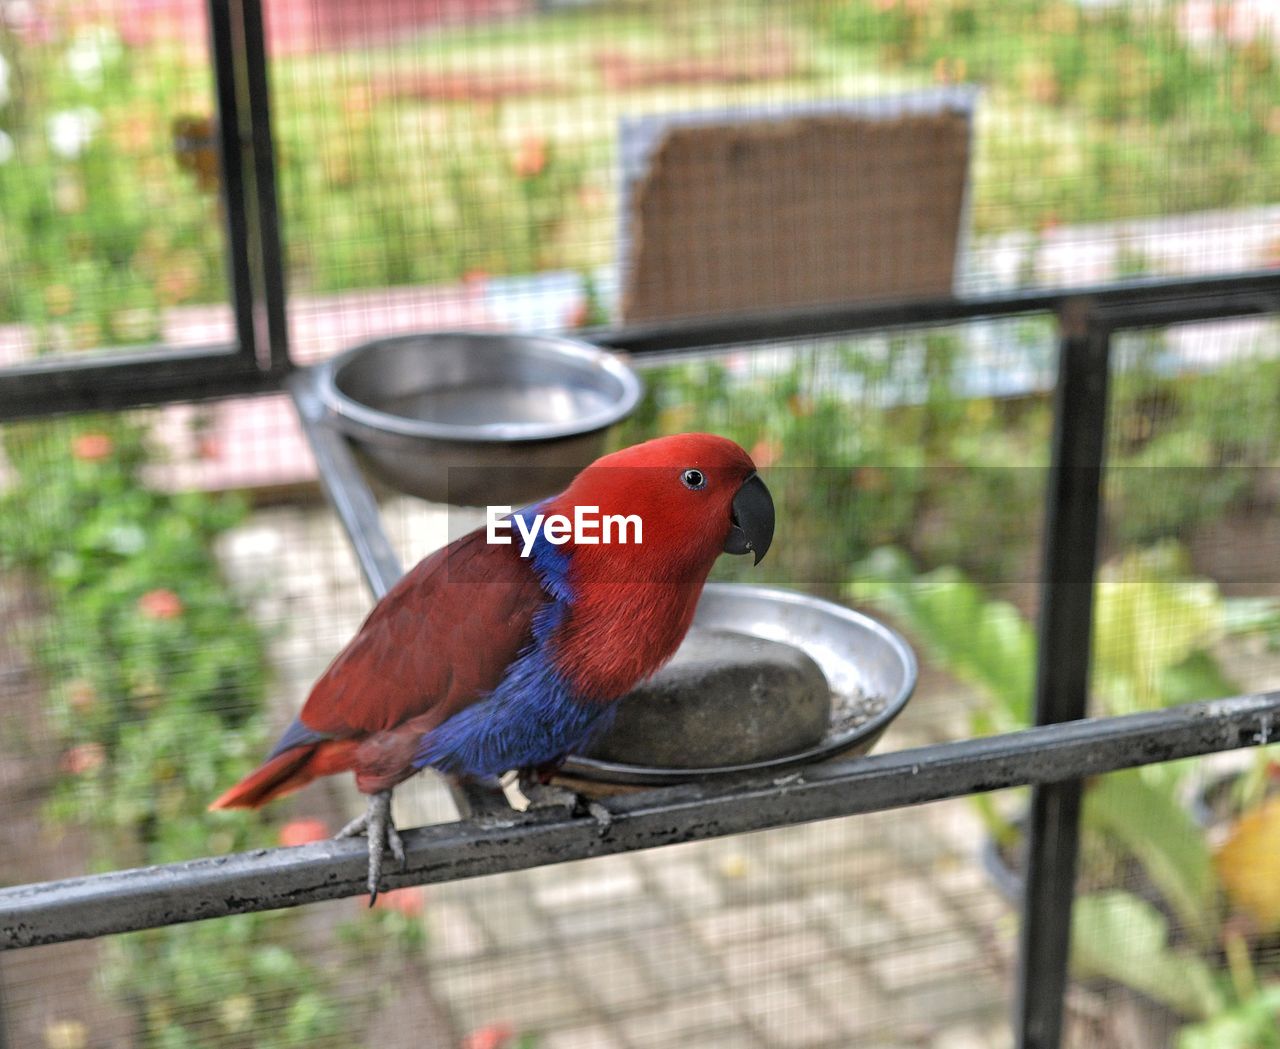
2;0;1280;1047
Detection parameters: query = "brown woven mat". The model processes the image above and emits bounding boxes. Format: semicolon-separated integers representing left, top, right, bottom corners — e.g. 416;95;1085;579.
622;110;970;323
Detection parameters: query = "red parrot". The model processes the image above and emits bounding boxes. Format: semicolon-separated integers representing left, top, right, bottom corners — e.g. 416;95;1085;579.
211;433;774;897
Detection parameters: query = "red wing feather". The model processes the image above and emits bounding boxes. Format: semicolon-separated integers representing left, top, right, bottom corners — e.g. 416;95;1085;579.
297;528;546;740
209;739;360;809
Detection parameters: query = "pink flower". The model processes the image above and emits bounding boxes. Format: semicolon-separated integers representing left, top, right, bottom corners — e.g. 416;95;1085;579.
1037;211;1062;234
59;742;106;776
749;438;782;469
512;136;547;178
71;433;113;461
278;818;329;847
138;589;183;620
461;1024;515;1049
372;885;426;917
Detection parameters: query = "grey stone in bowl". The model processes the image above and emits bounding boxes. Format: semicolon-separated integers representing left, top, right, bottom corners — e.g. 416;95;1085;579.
557;582;917;790
584;628;832;769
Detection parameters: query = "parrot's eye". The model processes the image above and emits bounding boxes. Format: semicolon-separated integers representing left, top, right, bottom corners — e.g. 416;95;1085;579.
680;468;706;490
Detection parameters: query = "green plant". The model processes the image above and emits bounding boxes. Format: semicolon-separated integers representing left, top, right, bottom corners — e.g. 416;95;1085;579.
0;23;225;348
277;102;594;294
826;0;1280;235
1108;350;1280;547
108;916;346;1049
0;415;365;1047
849;543;1280;1044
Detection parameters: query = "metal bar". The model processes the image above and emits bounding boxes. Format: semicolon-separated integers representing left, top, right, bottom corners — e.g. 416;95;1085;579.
0;962;7;1049
0;347;283;420
3;271;1278;420
1015;303;1113;1049
0;1;283;423
592;270;1280;355
287;370;512;820
238;0;291;373
206;0;258;371
3;693;1278;949
288;372;402;597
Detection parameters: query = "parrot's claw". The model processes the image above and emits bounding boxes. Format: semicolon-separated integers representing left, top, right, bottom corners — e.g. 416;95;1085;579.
585;800;613;836
519;777;614;837
335;790;405;904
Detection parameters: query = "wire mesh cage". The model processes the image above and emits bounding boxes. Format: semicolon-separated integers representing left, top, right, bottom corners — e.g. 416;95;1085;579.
2;1;1280;1048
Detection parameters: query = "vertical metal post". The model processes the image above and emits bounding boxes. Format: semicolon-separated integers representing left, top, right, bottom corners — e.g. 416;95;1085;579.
1015;300;1112;1049
238;0;291;374
207;0;258;368
0;965;8;1049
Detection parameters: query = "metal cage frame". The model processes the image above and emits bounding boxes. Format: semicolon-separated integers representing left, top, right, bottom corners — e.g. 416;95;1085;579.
0;0;288;420
3;5;1280;1049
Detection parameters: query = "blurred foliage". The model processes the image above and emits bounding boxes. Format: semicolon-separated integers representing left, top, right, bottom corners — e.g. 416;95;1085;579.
3;3;1280;352
1072;891;1224;1021
0;22;224;349
279;106;592;293
110;917;345;1049
849;547;1034;735
826;0;1280;230
0;416;364;1048
850;543;1280;1045
616;325;1053;594
1091;544;1233;716
622;314;1280;605
1179;986;1280;1049
1108;346;1280;547
0;418;264;821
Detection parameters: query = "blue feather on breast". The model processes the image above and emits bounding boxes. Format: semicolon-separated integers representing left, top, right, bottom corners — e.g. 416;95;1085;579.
413;509;612;779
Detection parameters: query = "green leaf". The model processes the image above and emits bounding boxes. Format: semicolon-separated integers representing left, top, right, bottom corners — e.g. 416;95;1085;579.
1072;891;1224;1019
1094;544;1225;713
1085;769;1218;945
1222;597;1280;638
1177;986;1280;1049
1161;649;1237;707
849;548;1034;730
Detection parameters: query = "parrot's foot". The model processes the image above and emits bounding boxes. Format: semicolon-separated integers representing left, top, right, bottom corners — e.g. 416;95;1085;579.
519;777;613;837
336;790;405;904
585;799;614;836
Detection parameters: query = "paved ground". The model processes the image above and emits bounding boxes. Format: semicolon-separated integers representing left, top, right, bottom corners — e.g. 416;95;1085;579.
219;499;1019;1049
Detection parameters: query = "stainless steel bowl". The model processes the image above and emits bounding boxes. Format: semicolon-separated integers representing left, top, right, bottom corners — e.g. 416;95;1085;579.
316;332;643;505
558;583;918;789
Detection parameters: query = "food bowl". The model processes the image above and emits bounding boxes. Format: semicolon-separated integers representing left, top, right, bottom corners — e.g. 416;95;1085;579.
316;332;643;506
557;583;918;792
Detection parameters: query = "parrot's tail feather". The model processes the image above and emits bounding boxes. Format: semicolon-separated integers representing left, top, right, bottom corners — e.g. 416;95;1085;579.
209;740;359;810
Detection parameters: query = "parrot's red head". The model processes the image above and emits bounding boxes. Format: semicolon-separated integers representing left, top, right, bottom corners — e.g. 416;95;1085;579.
546;432;775;583
534;432;775;697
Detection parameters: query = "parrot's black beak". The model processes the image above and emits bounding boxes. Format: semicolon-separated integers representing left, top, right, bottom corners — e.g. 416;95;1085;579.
724;472;775;565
